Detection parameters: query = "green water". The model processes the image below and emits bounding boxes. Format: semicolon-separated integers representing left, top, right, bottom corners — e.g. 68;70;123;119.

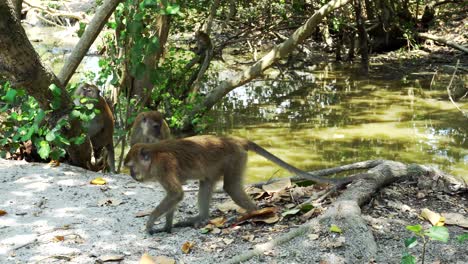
206;64;467;183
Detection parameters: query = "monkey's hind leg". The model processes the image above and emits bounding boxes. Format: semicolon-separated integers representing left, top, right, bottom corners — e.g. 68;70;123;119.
222;153;257;212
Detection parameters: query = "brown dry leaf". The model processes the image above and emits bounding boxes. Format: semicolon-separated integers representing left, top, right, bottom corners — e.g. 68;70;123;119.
262;178;291;193
153;256;176;264
242;234;255;242
53;235;65;242
0;210;7;216
441;212;468;228
135;210;152;217
90;177;107;185
421;208;445;226
223;238;234;245
181;241;195;254
139;253;156;264
99;255;125;262
246;187;267;200
48;160;60;167
209;217;226;228
236;207;279;224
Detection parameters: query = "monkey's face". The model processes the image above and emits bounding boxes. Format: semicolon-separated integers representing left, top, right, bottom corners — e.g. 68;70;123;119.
140;115;162;139
74;84;100;106
124;145;152;182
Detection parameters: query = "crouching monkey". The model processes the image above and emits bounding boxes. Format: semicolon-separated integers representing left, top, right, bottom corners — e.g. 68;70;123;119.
73;83;115;173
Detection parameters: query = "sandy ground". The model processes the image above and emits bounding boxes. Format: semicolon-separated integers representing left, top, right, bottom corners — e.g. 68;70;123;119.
1;159;467;264
0;159;254;263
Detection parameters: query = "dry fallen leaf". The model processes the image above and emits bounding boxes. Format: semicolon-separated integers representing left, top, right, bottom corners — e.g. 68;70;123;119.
153;256;176;264
242;234;255;242
421;208;445;226
236;207;279;224
441;212;468;228
53;235;65;242
48;160;60;167
135;210;152;218
329;224;343;234
0;210;7;216
90;177;107;185
209;217;227;227
223;238;234;245
262;178;291;193
181;241;195;254
99;254;125;262
139;253;156;264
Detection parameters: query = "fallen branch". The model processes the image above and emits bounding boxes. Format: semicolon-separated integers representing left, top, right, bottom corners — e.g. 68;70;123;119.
250;159;384;188
417;32;468;54
446;60;467;118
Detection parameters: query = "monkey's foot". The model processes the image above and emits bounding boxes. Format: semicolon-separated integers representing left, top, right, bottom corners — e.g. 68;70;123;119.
147;226;172;235
174;216;208;228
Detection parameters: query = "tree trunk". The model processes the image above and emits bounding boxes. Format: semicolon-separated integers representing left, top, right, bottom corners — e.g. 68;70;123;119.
58;0;122;87
11;0;22;20
354;0;369;75
128;14;171;108
0;1;92;168
182;0;353;131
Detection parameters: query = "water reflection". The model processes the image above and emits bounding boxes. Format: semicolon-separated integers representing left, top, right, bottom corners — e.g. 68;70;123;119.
206;66;467;183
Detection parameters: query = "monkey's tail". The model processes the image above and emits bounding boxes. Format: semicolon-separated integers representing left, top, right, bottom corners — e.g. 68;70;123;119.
246;141;346;184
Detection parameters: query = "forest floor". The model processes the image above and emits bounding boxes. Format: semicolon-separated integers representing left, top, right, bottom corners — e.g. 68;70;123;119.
0;159;466;264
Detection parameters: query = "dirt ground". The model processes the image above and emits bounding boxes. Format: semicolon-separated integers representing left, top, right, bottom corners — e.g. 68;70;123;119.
0;158;466;263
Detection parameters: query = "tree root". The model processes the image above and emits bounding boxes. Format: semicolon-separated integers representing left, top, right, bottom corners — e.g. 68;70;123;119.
225;160;466;263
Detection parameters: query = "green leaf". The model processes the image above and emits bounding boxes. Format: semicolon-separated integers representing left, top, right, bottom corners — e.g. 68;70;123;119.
165;4;180;15
200;228;210;234
406;225;423;234
146;36;160;54
57;135;70;145
77;22;87;37
34;109;46;124
329;224;342;234
21;124;38;141
281;208;300;217
45;131;56;142
3;88;17;103
456;233;468;243
38;141;51;159
85;103;94;110
401;253;416;264
404;237;418;248
300;204;314;212
107;21;117;29
425;226;449;243
50;148;66;160
49;84;62;97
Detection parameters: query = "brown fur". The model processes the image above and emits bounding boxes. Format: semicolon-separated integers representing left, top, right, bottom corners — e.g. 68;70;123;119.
130;111;171;146
124;135;353;234
74;83;115;173
194;31;212;55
